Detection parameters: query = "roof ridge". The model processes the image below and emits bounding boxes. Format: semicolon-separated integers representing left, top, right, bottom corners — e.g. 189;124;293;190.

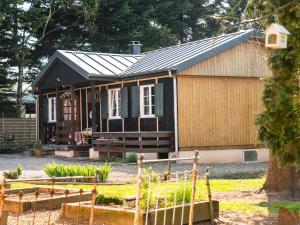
143;29;254;55
57;49;143;57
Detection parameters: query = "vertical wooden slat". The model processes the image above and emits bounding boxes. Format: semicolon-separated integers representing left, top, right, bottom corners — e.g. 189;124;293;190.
177;76;265;149
91;82;96;132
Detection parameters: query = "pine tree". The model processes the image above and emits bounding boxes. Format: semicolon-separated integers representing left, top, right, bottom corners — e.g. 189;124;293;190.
247;0;300;193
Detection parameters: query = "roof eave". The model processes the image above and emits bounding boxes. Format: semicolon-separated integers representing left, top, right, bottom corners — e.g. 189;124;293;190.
32;50;90;89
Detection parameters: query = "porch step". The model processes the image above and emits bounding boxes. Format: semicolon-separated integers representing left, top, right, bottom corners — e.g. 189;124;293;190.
54;145;91;158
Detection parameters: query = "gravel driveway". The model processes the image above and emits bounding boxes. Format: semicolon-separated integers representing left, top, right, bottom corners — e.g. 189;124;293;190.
0;153;268;183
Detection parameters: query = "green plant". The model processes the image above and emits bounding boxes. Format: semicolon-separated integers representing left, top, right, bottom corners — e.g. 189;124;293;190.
169;184;192;205
33;140;42;149
143;167;158;184
5;165;22;179
98;163;111;182
122;153;138;163
43;163;111;182
95;194;124;205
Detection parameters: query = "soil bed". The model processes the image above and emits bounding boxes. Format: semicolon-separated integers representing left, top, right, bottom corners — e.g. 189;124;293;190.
3;186;92;213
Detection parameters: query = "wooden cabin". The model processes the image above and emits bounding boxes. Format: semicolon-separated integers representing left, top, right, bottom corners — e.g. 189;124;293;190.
32;29;271;163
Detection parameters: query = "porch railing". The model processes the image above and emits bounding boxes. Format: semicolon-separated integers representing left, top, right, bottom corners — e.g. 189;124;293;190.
92;131;174;153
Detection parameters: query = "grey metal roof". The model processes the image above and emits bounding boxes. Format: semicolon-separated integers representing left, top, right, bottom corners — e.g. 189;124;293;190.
123;29;260;76
33;29;260;87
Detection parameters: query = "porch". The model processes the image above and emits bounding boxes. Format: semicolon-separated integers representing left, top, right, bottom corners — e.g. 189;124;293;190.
92;131;174;153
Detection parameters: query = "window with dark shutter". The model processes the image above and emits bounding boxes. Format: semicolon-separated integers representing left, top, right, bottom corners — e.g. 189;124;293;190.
154;83;164;117
100;89;108;119
121;87;128;118
131;86;140;118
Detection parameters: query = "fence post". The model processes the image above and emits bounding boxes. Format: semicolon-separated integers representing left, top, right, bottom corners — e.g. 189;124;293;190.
188;150;199;225
89;168;99;225
206;167;215;225
134;154;144;225
0;174;6;222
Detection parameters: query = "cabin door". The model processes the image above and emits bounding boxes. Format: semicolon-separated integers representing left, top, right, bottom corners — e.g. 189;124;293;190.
60;92;79;128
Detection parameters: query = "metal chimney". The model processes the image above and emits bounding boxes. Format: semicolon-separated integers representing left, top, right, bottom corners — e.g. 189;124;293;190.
129;41;142;54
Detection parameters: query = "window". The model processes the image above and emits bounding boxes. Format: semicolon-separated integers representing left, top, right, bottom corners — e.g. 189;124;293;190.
267;34;277;44
243;150;258;163
48;97;56;122
140;85;155;118
108;88;121;119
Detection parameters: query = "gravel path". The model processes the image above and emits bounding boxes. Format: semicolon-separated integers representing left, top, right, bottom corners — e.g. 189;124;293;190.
0;153;268;183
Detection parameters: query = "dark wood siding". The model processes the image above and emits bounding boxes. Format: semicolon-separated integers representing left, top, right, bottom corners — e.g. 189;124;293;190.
158;78;174;131
39;59;87;90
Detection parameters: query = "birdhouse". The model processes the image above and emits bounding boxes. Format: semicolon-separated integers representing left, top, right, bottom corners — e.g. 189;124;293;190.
265;23;290;49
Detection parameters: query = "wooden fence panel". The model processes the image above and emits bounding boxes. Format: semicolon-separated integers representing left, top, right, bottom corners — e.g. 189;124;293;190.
0;117;37;146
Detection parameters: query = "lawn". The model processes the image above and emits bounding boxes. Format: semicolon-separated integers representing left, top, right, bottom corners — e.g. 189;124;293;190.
10;178;300;215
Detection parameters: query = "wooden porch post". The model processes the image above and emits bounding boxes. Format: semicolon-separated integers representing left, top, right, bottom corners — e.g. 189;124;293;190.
56;87;61;122
91;82;96;132
71;85;75;127
38;92;45;143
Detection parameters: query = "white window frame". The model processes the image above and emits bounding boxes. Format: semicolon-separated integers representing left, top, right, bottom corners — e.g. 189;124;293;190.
140;84;155;118
48;97;57;122
108;88;121;119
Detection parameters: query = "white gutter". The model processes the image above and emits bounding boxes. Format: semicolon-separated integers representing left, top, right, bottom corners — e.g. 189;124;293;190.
170;70;179;156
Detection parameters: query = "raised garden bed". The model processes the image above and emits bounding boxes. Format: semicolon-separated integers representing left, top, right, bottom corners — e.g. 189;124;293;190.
3;186;92;213
62;200;219;225
0;211;8;225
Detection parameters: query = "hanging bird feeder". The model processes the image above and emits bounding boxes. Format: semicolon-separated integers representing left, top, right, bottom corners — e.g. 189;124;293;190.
265;23;290;49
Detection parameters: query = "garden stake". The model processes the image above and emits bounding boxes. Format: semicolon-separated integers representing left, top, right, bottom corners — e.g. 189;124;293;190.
47;177;55;225
76;188;84;225
16;191;23;225
0;176;6;222
206;167;215;225
154;178;161;225
89;168;99;225
134;154;144;225
172;172;179;225
32;188;40;225
188;150;199;225
145;175;152;225
62;189;70;225
180;171;188;225
163;183;169;225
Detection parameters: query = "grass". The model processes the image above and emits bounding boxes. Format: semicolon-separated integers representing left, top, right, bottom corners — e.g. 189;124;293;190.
221;201;300;215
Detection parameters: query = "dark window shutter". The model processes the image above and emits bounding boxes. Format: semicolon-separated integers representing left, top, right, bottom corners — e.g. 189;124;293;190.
42;97;48;122
100;89;108;119
121;87;128;118
155;83;164;117
131;86;140;118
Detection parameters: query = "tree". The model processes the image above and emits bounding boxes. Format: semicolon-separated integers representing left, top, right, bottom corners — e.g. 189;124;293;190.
0;0;97;116
247;0;300;193
153;0;221;43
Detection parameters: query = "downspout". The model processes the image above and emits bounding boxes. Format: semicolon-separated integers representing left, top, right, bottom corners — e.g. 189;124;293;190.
170;70;179;157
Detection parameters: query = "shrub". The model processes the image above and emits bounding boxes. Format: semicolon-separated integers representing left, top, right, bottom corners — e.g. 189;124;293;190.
43;163;111;182
122;153;138;163
5;165;22;179
96;194;124;205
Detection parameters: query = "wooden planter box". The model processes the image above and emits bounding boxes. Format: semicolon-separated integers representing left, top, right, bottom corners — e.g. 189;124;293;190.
62;200;219;225
0;211;8;225
3;186;91;213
